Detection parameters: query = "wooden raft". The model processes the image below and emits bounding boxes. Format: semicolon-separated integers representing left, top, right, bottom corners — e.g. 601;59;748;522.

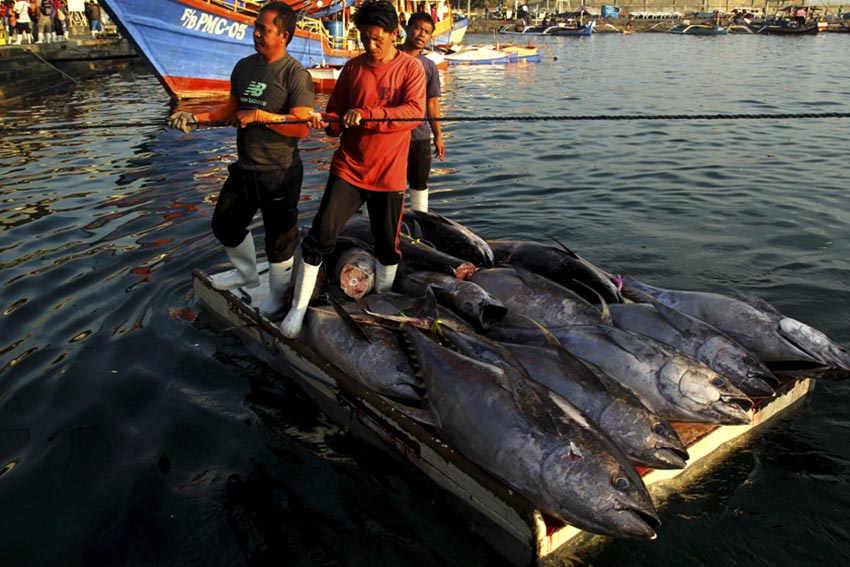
192;267;815;566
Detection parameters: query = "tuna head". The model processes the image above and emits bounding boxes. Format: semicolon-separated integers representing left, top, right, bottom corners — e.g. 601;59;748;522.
696;335;778;398
658;357;753;425
777;317;850;378
540;433;660;539
596;399;689;470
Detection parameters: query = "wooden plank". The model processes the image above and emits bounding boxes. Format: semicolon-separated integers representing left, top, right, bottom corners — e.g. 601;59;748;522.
192;269;815;566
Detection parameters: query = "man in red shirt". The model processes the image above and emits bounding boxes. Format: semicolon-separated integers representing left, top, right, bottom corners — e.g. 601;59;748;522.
280;0;426;338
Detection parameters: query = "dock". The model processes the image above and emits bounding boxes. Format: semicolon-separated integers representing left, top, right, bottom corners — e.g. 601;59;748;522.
0;37;139;105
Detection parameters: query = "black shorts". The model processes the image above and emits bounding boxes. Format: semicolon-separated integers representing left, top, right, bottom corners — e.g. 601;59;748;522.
406;139;432;190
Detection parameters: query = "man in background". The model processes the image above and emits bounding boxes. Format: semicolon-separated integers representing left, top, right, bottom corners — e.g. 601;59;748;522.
399;11;444;213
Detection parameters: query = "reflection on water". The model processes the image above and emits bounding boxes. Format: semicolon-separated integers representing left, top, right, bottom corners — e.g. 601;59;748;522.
1;35;850;566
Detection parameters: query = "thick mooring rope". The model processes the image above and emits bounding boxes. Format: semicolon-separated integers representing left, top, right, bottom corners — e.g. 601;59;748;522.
2;111;849;133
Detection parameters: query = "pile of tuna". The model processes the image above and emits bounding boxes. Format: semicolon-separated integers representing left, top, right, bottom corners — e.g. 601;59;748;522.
285;210;850;540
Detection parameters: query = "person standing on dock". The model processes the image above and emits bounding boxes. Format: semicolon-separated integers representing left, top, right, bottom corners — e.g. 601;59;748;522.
85;0;100;38
399;11;444;213
36;0;53;43
167;2;315;318
279;0;426;338
12;0;32;44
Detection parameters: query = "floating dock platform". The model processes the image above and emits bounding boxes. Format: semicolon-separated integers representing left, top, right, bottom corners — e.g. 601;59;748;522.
192;267;815;566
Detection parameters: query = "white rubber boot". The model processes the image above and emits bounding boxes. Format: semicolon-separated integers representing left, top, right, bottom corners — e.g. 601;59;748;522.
280;261;320;339
210;233;260;290
258;258;294;317
375;262;398;294
409;188;428;213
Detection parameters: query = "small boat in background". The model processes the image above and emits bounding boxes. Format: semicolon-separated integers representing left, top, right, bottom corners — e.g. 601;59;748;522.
444;46;511;65
498;23;551;35
307;64;343;94
544;22;595;36
495;43;542;63
594;22;624;33
667;22;729;35
440;42;541;66
754;21;820;34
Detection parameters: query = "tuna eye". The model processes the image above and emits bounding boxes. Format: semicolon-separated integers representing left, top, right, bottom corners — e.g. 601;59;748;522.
652;422;666;435
612;476;630;490
711;377;726;387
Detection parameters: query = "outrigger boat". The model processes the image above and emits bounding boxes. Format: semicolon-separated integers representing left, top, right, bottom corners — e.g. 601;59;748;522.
99;0;467;98
667;22;729;34
192;263;815;565
441;42;541;65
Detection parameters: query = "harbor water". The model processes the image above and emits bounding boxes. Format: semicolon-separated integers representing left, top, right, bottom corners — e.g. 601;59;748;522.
2;33;850;566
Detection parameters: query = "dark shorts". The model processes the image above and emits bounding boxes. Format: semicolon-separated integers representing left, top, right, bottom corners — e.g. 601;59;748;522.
211;161;303;263
301;175;404;267
406;139;432;190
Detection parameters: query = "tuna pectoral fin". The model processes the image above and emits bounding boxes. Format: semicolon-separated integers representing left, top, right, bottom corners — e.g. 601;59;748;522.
328;295;372;343
384;398;440;428
518;315;562;348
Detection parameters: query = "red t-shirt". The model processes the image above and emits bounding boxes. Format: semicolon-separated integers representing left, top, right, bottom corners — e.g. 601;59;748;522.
324;51;426;192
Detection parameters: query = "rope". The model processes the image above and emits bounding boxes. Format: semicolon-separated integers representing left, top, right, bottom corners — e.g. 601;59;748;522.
2;111;849;133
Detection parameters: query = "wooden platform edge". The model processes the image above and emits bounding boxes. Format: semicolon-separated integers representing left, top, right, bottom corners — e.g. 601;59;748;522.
534;376;815;560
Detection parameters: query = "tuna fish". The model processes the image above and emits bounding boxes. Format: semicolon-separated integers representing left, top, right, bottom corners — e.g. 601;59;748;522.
487;324;753;425
469;267;604;328
330;238;376;299
402;325;661;539
608;303;777;398
304;306;422;401
402;210;495;268
488;239;623;305
397;270;507;330
341;217;477;279
620;275;850;378
436;325;688;469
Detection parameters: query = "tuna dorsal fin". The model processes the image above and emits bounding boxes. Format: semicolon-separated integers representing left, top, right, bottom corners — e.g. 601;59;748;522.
730;288;782;315
409;286;441;320
412;218;424;241
328;294;372;343
543;233;580;258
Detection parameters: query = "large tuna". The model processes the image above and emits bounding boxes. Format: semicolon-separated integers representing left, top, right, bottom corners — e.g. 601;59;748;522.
437;325;688;469
402;210;495;268
469;267;603;328
397;270;507;330
488;324;753;425
608;302;777;398
620;275;850;378
341;217;477;279
304;306;422;401
402;325;661;539
488;239;623;305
